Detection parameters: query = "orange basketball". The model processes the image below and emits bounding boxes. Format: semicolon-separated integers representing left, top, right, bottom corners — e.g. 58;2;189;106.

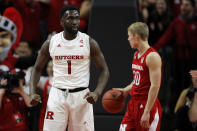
102;89;125;113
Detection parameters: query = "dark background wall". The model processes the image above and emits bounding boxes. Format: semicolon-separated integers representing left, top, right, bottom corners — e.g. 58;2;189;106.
88;0;138;130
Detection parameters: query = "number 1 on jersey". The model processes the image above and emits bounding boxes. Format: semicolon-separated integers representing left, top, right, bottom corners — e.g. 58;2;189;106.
67;60;71;74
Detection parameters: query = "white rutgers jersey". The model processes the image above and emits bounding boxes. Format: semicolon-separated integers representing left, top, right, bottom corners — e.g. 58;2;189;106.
49;31;90;89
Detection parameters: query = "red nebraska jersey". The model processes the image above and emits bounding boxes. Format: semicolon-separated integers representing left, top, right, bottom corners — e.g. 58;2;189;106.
130;47;160;96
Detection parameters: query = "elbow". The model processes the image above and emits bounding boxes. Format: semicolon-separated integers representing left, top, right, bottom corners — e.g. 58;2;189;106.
99;65;110;79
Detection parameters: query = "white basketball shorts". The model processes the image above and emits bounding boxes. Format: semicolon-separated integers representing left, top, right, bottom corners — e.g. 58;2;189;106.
43;87;94;131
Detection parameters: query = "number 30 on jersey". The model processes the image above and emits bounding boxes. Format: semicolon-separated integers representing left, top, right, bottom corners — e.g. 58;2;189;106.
133;71;140;85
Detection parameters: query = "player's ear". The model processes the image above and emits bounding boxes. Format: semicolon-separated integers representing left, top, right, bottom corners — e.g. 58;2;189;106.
136;34;144;42
135;34;141;40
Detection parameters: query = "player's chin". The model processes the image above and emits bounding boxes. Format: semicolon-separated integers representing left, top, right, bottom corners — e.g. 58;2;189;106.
130;44;136;49
71;28;78;34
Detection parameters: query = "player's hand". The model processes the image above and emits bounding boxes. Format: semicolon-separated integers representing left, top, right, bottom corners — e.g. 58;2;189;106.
190;70;197;78
140;112;150;128
30;93;42;106
112;88;127;98
83;91;99;104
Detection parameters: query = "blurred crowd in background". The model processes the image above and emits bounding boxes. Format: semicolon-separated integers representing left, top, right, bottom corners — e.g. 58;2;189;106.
0;0;197;130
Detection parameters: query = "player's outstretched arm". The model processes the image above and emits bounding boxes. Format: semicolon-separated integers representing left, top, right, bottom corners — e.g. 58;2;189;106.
140;52;162;128
84;37;110;104
30;39;50;106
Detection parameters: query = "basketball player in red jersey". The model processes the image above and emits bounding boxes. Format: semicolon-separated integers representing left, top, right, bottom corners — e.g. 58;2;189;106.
118;22;162;131
29;5;109;131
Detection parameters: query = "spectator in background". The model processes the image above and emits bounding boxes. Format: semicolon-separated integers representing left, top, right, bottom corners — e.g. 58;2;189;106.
14;41;38;70
80;0;91;32
15;41;32;57
0;69;32;131
138;0;157;22
138;0;149;22
147;0;174;45
0;7;23;71
0;7;37;71
174;69;197;113
147;0;157;13
153;0;197;109
173;87;197;131
170;0;182;16
12;0;49;50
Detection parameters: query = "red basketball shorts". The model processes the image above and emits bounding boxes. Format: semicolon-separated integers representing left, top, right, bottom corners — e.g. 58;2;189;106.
119;96;162;131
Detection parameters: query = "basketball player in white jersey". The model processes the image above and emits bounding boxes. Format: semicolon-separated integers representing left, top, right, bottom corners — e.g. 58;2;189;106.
29;5;109;131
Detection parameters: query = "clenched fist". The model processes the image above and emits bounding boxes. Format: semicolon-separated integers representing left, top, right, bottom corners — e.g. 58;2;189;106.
84;91;99;104
30;94;42;106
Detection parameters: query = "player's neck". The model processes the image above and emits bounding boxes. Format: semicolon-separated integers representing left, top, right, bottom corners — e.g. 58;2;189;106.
63;31;77;40
138;41;150;56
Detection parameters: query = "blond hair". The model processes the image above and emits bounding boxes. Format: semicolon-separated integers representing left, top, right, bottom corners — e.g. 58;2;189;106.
128;22;149;41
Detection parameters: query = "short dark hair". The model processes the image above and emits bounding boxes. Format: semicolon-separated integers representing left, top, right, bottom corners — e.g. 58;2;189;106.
60;5;80;18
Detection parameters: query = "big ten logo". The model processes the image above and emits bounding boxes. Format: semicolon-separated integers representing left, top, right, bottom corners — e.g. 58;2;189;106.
46;111;54;120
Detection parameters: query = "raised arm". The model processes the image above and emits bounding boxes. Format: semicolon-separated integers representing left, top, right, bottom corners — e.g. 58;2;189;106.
141;52;162;128
30;39;50;105
153;21;175;50
84;37;109;104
